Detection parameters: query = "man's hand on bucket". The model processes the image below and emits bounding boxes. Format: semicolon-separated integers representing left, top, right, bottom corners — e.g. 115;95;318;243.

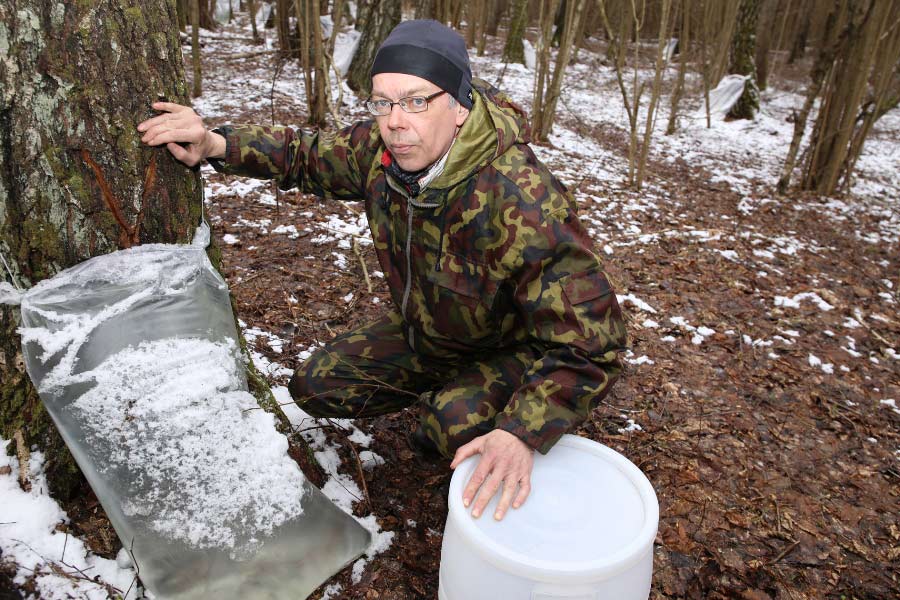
137;102;225;167
450;429;534;521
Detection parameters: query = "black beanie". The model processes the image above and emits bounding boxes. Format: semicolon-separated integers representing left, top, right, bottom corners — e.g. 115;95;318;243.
370;20;474;109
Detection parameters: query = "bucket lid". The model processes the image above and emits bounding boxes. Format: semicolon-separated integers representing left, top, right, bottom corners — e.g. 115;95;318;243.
447;434;658;584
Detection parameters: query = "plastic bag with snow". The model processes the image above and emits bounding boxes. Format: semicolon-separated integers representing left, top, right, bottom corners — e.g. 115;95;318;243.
705;74;749;119
15;225;370;599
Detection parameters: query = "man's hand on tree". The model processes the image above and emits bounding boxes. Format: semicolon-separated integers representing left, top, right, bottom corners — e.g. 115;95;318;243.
450;429;534;521
137;102;225;167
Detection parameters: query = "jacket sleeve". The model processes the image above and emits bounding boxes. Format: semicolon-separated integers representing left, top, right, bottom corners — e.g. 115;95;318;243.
207;121;380;200
492;188;628;455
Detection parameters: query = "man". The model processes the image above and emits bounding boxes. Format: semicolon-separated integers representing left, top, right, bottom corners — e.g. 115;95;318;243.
138;20;627;521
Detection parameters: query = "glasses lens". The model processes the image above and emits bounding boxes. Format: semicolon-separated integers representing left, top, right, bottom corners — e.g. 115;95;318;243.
403;97;429;113
366;100;390;116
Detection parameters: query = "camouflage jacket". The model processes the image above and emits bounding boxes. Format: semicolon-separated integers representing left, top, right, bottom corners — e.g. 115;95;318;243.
210;79;627;454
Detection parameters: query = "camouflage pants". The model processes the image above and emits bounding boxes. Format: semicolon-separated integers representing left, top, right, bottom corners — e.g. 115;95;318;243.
288;311;539;458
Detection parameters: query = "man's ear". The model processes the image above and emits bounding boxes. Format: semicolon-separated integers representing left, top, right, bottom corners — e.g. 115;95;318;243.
455;105;470;127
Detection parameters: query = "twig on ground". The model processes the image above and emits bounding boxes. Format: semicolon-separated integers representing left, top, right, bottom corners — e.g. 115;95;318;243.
343;438;372;511
352;237;373;293
770;540;800;564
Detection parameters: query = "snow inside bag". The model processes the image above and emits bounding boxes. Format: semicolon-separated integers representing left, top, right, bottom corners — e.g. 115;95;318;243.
15;226;370;599
706;74;749;119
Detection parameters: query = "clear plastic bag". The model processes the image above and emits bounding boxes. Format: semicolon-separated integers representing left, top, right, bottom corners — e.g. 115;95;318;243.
706;75;749;119
13;225;370;599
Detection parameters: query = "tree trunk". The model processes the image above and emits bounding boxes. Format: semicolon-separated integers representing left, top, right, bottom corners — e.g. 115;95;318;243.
777;1;846;193
247;0;260;41
535;0;588;141
531;0;561;139
635;0;673;189
177;0;188;31
0;0;202;501
802;0;894;195
466;0;480;48
788;8;809;63
200;0;219;30
477;0;494;56
192;0;203;97
346;0;401;95
277;0;298;57
503;0;529;64
666;0;690;135
309;0;328;126
755;0;775;91
487;0;505;36
727;0;761;120
710;0;740;86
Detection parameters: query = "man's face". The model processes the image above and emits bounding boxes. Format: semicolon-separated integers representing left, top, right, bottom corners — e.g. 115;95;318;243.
371;72;469;172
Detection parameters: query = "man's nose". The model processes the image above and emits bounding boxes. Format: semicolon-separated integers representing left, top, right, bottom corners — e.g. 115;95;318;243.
387;103;407;129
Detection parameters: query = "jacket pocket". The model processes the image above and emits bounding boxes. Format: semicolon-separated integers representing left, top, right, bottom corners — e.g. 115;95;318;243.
421;255;500;343
557;267;625;354
561;267;613;305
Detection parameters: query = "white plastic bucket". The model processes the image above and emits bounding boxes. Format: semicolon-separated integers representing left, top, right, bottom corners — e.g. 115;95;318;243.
439;434;658;600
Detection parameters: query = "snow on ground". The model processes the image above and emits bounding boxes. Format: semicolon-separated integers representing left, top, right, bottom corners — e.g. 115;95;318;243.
273;386;394;593
0;441;140;599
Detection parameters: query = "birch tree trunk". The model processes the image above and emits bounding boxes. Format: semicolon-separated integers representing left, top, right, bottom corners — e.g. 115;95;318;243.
0;0;290;504
346;0;401;94
727;0;761;120
0;0;201;500
503;0;529;64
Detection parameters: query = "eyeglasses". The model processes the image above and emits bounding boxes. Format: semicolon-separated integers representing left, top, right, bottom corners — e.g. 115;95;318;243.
365;90;447;116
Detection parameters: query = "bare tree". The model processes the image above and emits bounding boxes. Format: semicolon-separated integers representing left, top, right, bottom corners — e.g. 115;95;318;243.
346;0;401;94
755;0;776;90
777;0;900;195
192;0;203;97
727;0;761;119
503;0;530;64
635;0;673;188
666;0;691;135
531;0;562;140
801;0;899;194
247;0;260;42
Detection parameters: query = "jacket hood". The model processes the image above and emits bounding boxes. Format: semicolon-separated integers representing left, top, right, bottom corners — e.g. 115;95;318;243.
428;78;531;191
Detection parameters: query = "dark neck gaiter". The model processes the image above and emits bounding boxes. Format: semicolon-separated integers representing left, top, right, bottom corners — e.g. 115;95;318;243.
385;159;429;197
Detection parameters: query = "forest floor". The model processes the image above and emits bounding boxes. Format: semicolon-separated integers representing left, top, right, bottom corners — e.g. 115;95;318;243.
5;12;899;600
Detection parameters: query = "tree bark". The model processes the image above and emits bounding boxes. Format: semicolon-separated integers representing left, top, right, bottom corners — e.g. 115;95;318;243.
754;0;776;91
635;0;673;189
727;0;761;120
247;0;260;41
787;7;809;63
667;0;691;135
0;0;202;500
802;0;893;195
531;0;561;139
192;0;203;97
503;0;529;64
535;0;587;141
346;0;401;95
